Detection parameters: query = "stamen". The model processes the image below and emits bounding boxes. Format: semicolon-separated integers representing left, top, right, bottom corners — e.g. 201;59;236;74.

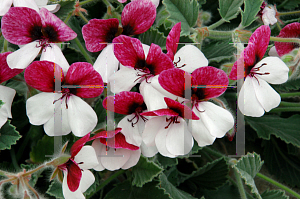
174;57;181;67
165;116;180;129
250;63;270;85
134;73;152;83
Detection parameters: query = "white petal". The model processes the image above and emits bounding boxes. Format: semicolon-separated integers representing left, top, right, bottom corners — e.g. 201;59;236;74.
34;0;48;6
7;41;41;69
117;115;144;146
253;57;289;84
0;85;15;118
155;128;177;158
253;76;281;112
142;117;166;146
194;102;234;138
166;118;194;156
140;142;158;157
108;66;141;93
14;0;39;12
262;7;277;26
93;44;119;83
62;171;85;199
40;44;70;75
79;169;95;193
74;146;99;170
121;149;141;169
91;139;106;171
173;45;208;73
0;0;12;16
100;147;131;171
238;77;265;117
67;95;97;137
151;0;160;7
268;46;279;57
41;4;60;13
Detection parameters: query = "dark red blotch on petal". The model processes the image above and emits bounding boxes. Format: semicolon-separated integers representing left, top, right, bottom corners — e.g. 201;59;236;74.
70;133;90;158
89;128;122;140
0;52;23;83
99;133;139;150
67;159;82;192
164;97;199;120
141;108;179;117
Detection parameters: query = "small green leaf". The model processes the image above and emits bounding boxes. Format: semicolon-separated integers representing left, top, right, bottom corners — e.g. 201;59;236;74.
157;154;178;168
139;28;167;50
201;39;235;63
0;100;4;109
273;78;300;92
30;135;54;164
195;182;240;199
54;0;76;20
261;189;289;199
159;173;197;199
233;152;264;199
246;115;300;147
46;180;64;199
5;78;28;98
241;0;263;28
0;121;21;150
163;0;199;35
218;0;243;22
132;156;163;187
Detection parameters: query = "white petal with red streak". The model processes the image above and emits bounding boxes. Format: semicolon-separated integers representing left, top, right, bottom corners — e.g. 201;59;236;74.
74;146;99;170
0;0;12;16
118;115;144;146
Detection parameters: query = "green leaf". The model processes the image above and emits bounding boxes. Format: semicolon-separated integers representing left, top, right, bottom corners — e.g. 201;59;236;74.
5;78;28;98
132;156;163;187
54;0;76;20
181;157;229;190
11;97;29;130
241;0;263;28
261;189;289;199
30;135;54;164
0;121;21;150
201;39;235;63
157;154;178;169
159;173;197;199
273;78;300;92
46;180;64;199
139;28;167;50
282;0;300;9
104;181;170;199
233;152;264;199
195;182;240;199
246;115;300;147
218;0;243;22
163;0;199;35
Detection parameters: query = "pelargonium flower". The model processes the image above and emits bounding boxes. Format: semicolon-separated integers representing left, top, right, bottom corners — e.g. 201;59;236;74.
82;0;156;82
1;7;76;69
103;91;157;157
57;134;98;198
157;67;234;146
275;22;300;57
141;97;199;157
91;128;141;171
0;52;23;128
118;0;160;8
25;61;104;137
229;25;289;117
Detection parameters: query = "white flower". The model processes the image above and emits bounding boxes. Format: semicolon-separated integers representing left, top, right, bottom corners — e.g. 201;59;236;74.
262;6;277;26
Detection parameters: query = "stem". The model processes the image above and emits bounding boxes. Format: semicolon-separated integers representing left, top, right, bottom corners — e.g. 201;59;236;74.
78;11;89;24
279;101;300;107
64;12;73;24
256;173;300;199
23;178;40;199
279;10;300;16
10;148;21;171
207;30;233;39
79;0;95;5
277;0;289;9
269;107;300;113
276;22;282;31
229;178;255;199
270;36;300;44
23;164;46;177
73;37;94;64
102;0;113;7
207;18;226;30
202;147;230;160
233;168;247;199
86;170;125;199
280;92;300;98
3;39;8;52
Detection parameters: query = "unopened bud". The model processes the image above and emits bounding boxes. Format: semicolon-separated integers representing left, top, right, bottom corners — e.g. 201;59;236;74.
48;155;71;167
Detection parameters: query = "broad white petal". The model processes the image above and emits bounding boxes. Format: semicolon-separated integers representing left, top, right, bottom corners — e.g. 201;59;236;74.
0;112;8;129
117;115;144;146
0;0;12;16
100;147;131;171
268;46;279;57
79;169;95;193
7;41;41;69
194;102;234;138
253;77;281;112
74;146;99;170
173;45;208;73
0;85;15;118
140;142;158;157
155;128;177;158
34;0;47;6
121;149;141;169
238;77;265;117
142;117;166;146
253;57;289;84
41;4;60;13
166;118;193;156
93;44;119;83
40;44;70;75
91;139;106;171
14;0;39;12
108;66;141;93
67;95;97;137
62;170;88;199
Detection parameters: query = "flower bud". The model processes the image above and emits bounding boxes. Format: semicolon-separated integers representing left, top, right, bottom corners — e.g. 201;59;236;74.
48;155;71;167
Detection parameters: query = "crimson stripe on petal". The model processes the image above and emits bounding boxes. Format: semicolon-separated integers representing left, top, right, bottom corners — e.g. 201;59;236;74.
67;160;82;192
1;7;42;45
0;52;23;83
248;25;270;60
100;133;139;150
24;61;63;92
166;22;181;60
141;109;179;117
121;0;156;35
70;133;90;158
82;19;119;52
164;97;199;120
65;62;104;98
90;128;122;140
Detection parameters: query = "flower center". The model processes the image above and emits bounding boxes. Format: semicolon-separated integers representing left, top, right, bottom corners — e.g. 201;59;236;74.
53;88;75;109
127;106;148;127
173;57;186;68
165;116;180;129
250;63;270;85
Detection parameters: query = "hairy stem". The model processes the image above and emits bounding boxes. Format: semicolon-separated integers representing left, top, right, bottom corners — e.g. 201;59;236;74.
64;12;73;24
3;39;8;52
79;0;95;5
73;37;94;64
279;10;300;16
233;168;247;199
207;18;226;30
78;11;89;24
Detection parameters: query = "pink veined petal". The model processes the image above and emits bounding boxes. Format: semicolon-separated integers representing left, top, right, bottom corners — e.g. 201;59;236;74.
164;97;199;120
0;85;15;121
13;0;39;12
1;7;42;45
118;0;127;2
146;43;174;75
121;0;156;35
74;146;99;170
118;115;144;146
0;52;23;83
100;133;140;150
248;25;270;60
121;149;141;169
0;0;13;16
100;147;131;171
67;160;82;192
102;91;145;114
275;22;300;56
90;128;122;140
82;19;120;52
39;8;77;42
166;22;181;60
166;119;194;156
70;133;90;158
113;35;145;68
192;66;228;99
65;62;104;98
62;171;85;199
141;109;179;117
24;60;63;92
158;68;187;98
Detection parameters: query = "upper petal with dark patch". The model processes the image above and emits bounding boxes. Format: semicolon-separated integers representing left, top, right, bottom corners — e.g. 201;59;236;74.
67;159;82;192
0;52;23;83
100;133;140;150
166;22;181;60
248;25;270;60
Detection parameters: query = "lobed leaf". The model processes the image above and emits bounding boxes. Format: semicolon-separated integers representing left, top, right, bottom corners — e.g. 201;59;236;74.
54;0;76;21
261;189;289;199
46;180;64;199
30;135;54;164
0;121;21;150
241;0;263;28
139;27;167;50
218;0;243;22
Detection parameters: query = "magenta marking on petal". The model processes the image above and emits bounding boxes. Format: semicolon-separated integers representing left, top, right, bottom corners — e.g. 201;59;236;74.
121;0;156;35
90;128;122;140
248;25;270;60
99;133;140;150
166;22;181;60
67;160;82;192
164;97;199;120
0;52;23;83
70;133;90;158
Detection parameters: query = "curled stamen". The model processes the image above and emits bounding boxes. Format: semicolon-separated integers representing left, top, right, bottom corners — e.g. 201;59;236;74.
174;57;181;67
134;73;152;83
165;116;180;129
177;64;186;68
